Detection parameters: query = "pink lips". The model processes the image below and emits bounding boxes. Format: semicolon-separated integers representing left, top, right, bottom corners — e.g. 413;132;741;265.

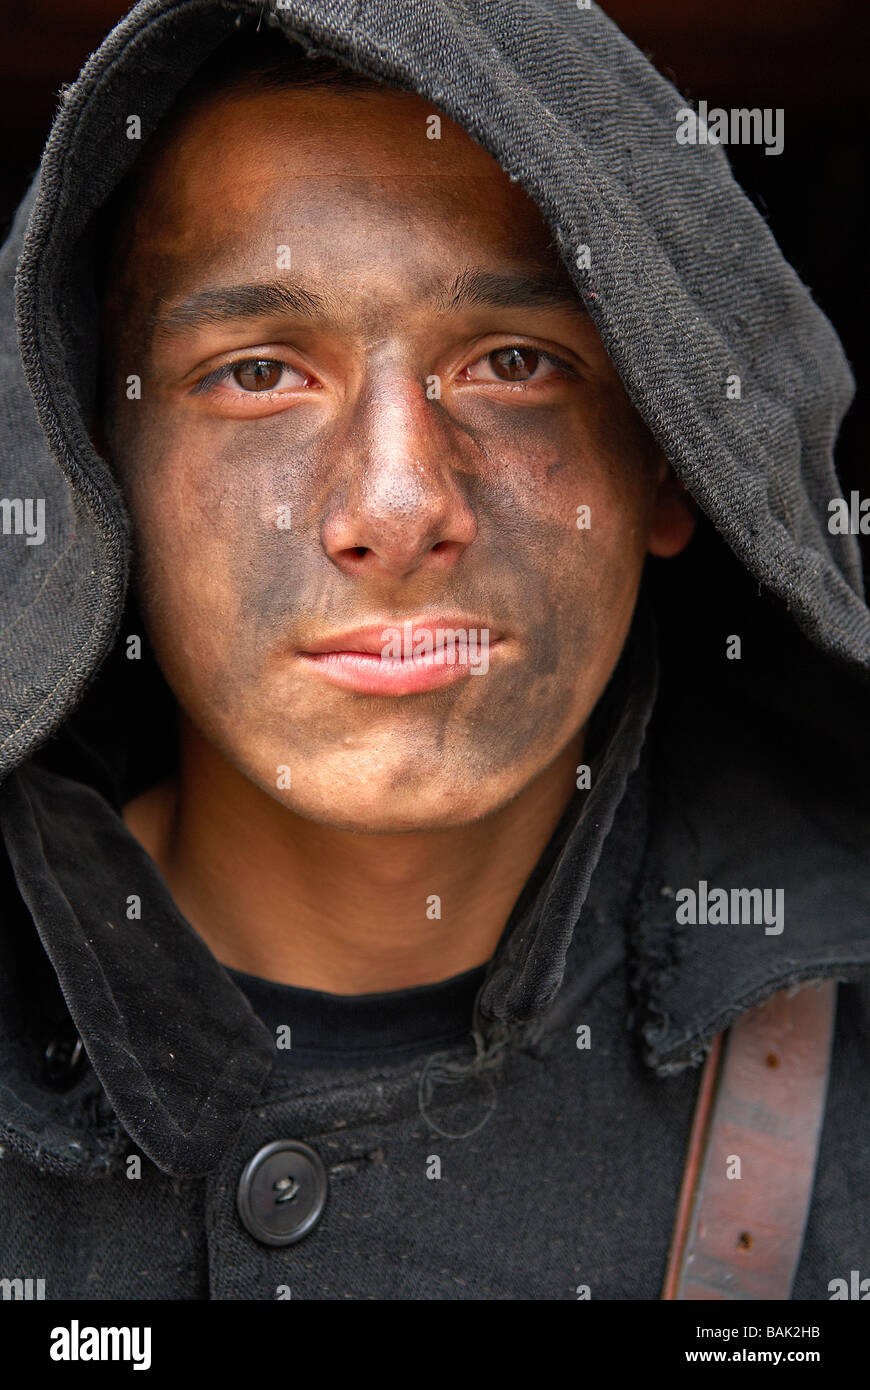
297;618;499;695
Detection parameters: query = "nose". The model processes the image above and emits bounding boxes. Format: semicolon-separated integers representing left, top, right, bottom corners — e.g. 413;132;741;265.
320;380;478;579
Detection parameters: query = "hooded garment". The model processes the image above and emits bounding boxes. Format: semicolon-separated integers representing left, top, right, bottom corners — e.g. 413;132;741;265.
0;0;868;1301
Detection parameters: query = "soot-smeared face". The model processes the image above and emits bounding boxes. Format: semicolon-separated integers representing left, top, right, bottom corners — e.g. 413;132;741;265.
100;80;694;831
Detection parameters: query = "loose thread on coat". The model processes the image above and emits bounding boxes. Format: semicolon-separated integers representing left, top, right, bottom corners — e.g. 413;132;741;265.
416;1025;511;1139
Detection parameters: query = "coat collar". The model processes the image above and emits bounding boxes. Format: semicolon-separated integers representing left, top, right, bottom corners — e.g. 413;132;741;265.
627;666;870;1073
0;764;275;1176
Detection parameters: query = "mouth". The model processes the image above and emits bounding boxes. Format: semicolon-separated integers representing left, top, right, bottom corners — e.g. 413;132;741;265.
296;616;501;695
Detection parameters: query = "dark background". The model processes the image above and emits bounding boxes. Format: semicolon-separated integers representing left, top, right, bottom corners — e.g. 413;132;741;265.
1;0;866;573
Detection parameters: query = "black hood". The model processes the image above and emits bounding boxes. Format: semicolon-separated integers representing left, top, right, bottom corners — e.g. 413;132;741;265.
0;0;868;1175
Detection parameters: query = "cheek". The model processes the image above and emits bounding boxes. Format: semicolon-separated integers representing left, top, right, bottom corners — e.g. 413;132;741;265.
457;393;654;629
116;409;288;696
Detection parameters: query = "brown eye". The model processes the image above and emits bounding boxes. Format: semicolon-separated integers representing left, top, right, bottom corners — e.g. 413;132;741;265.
233;360;283;392
490;346;540;381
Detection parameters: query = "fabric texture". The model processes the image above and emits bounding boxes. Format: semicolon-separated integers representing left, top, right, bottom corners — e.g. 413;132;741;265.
0;0;868;1300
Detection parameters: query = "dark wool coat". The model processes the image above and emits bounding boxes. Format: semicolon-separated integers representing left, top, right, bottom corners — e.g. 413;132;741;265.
0;0;868;1300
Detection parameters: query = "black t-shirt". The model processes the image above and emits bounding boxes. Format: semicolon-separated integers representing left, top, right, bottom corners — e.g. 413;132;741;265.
225;962;488;1069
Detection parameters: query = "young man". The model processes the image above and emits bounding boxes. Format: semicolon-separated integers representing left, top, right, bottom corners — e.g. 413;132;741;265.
0;1;867;1302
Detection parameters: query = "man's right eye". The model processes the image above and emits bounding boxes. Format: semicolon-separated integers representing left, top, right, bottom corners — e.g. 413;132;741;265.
193;357;314;394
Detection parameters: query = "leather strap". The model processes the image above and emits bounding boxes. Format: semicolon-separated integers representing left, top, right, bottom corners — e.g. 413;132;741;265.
662;980;837;1300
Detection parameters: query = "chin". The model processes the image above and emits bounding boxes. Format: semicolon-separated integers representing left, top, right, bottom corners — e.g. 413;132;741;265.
267;774;516;835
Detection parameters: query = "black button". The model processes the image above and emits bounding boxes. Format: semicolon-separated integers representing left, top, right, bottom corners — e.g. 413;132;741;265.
237;1140;328;1247
43;1021;87;1090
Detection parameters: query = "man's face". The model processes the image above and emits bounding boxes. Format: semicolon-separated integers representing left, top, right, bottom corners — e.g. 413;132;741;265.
101;80;692;833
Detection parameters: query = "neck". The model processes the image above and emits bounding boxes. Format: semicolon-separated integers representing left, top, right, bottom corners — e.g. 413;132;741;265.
123;720;585;993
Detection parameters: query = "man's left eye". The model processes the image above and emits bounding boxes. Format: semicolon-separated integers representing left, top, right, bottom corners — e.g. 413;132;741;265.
460;346;569;384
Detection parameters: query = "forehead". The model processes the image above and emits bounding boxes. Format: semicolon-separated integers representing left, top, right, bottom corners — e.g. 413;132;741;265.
123;83;561;292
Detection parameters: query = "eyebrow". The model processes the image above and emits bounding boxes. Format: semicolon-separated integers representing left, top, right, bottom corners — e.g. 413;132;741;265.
147;264;584;347
147;280;334;347
436;266;583;315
